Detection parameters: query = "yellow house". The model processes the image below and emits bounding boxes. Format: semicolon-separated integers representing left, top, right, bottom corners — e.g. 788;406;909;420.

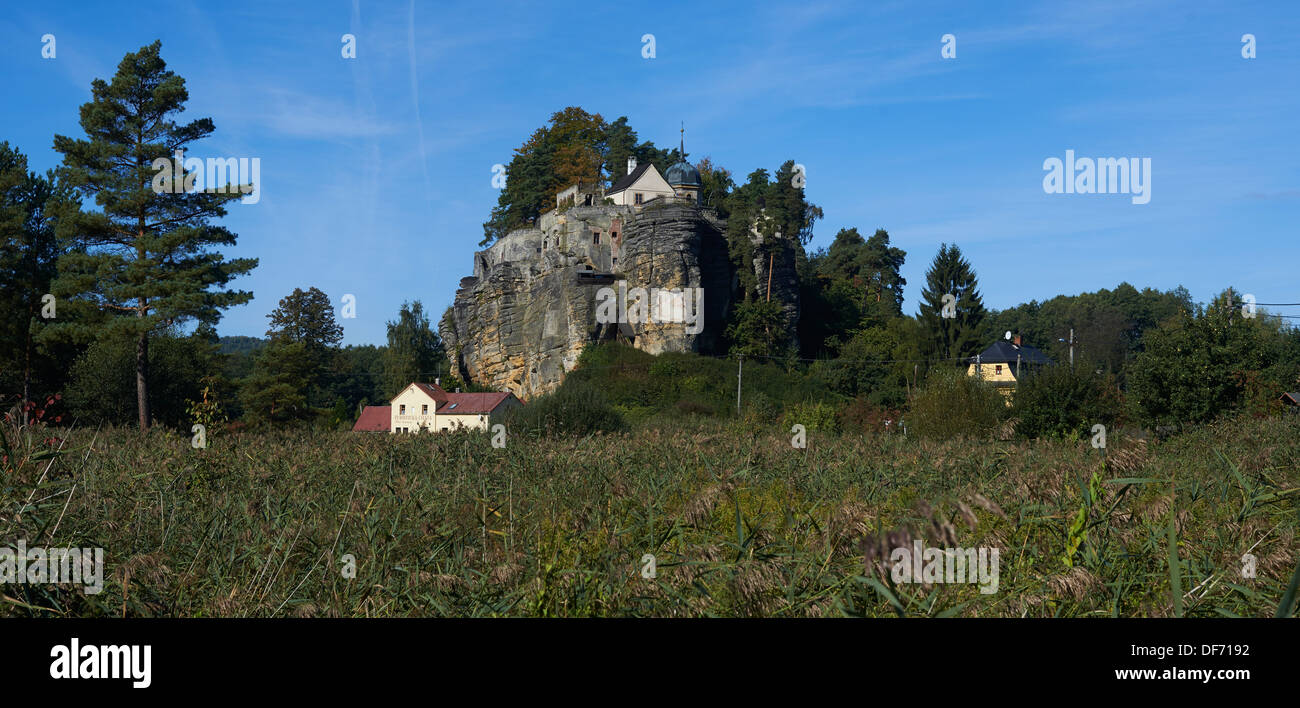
967;336;1052;400
386;382;523;434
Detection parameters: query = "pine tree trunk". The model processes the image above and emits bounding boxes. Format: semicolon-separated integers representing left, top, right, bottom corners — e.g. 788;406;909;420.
136;321;150;430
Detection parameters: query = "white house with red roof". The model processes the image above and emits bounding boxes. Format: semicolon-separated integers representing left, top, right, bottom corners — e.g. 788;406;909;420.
382;382;522;434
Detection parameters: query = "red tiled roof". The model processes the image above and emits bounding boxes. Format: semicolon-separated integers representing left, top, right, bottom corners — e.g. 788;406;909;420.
437;392;515;415
352;405;391;432
412;382;449;402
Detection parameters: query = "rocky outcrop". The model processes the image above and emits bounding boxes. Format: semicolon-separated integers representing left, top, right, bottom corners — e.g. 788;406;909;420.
441;199;790;399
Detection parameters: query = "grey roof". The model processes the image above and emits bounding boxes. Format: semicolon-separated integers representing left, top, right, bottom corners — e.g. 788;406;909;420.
971;340;1053;365
664;160;701;187
1282;392;1300;405
606;162;654;195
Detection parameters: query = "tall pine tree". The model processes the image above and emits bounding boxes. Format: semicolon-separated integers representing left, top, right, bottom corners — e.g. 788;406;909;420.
917;243;987;363
47;41;256;429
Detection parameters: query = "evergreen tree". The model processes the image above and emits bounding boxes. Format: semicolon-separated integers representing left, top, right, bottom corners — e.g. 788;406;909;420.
382;300;445;397
917;243;987;363
602;116;638;183
239;287;342;423
693;156;733;213
46;41;256;429
0;142;74;419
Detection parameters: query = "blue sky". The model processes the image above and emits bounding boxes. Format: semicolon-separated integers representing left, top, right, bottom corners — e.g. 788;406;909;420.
2;0;1297;345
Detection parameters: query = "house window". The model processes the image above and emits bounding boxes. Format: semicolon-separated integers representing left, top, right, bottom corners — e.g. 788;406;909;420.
399;404;406;415
421;404;428;415
995;365;1003;375
634;193;643;205
612;257;617;266
593;231;601;244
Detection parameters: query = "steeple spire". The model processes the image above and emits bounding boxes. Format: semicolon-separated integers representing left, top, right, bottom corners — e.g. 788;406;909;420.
680;121;686;160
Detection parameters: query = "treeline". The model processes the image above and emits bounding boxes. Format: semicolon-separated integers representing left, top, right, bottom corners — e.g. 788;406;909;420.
0;42;464;432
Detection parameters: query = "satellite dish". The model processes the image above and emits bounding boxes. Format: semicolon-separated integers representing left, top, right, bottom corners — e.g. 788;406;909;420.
1004;331;1012;340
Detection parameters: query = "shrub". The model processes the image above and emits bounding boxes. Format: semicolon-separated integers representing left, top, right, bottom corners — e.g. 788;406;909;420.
675;399;714;416
907;365;1006;440
836;397;903;434
744;391;781;423
781;400;839;433
1013;360;1120;440
503;379;624;437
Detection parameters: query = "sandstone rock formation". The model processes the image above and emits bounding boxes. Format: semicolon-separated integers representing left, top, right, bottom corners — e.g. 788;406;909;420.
440;199;792;399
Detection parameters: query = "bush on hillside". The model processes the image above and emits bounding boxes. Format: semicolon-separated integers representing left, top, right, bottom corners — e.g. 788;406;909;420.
503;379;624;437
907;365;1006;440
836;397;903;434
1013;360;1121;440
782;400;839;433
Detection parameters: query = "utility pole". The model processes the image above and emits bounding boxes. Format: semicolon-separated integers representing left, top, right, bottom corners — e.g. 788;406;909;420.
1069;328;1074;370
736;355;743;415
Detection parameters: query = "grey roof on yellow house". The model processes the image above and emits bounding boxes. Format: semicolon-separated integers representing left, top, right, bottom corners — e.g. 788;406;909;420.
971;340;1053;365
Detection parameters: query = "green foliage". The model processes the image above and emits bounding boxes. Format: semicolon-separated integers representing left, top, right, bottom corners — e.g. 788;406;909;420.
65;330;221;429
185;379;228;437
482;108;681;245
1129;288;1300;427
724;298;790;359
0;142;76;412
238;286;344;424
987;282;1192;382
809;318;913;407
781;400;839;432
238;341;313;424
382;300;445;398
835;397;903;434
907;365;1006;440
1062;464;1105;568
568;342;836;423
1013;360;1120;440
44;41;257;428
503;378;624;437
916;243;988;362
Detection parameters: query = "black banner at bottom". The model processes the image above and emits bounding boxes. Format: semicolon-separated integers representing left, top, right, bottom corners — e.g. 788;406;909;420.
1;619;1288;694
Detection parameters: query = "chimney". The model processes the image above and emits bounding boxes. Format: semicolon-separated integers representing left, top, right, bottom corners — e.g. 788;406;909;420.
1013;334;1022;347
627;156;637;174
435;377;440;387
455;388;461;393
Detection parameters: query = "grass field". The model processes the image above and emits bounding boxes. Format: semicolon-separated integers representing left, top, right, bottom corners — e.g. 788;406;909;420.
2;413;1298;617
